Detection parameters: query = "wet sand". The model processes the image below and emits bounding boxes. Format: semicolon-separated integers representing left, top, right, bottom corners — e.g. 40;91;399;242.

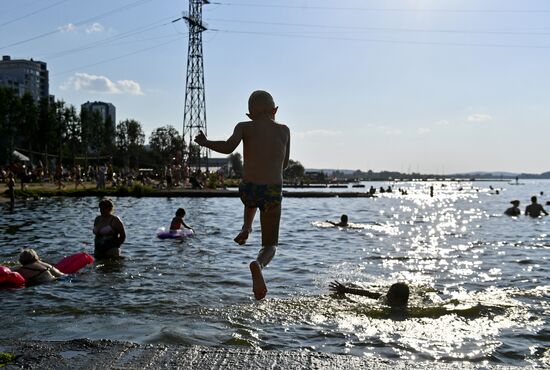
0;339;521;369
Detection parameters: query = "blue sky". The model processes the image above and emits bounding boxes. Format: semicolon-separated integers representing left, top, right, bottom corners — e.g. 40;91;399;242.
2;0;549;173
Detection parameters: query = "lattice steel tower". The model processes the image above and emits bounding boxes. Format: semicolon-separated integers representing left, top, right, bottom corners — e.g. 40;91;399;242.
182;0;209;170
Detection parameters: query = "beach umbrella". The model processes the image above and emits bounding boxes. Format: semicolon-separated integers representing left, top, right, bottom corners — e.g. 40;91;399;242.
12;150;30;161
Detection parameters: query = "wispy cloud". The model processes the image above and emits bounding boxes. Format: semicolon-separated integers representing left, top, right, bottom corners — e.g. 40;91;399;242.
367;124;403;136
86;22;104;34
435;119;450;126
467;113;492;123
417;127;431;135
58;23;76;32
295;129;342;139
60;73;144;95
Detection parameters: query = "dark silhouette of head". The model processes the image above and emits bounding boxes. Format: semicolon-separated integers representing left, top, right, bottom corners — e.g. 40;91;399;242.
247;90;278;119
19;248;39;265
176;208;186;217
341;214;348;223
386;282;410;307
531;196;537;204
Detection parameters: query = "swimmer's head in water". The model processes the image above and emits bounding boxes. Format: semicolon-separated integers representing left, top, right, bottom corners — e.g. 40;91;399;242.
386;282;409;307
248;90;277;118
510;200;520;206
531;196;537;203
19;248;39;265
176;208;186;217
341;214;348;223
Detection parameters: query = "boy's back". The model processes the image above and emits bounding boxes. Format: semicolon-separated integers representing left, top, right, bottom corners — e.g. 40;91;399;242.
241;118;290;185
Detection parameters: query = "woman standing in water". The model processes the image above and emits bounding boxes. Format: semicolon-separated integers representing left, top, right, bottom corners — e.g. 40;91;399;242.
93;199;126;259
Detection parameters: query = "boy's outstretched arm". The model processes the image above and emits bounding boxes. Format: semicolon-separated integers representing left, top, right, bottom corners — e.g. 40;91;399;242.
329;281;382;299
194;124;244;154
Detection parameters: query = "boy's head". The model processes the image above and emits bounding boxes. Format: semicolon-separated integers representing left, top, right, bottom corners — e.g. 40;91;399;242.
386;282;409;307
176;208;186;217
340;214;348;223
247;90;277;119
531;196;537;203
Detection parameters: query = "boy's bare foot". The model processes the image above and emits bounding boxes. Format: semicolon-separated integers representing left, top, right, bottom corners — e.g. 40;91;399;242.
233;228;250;245
249;261;267;300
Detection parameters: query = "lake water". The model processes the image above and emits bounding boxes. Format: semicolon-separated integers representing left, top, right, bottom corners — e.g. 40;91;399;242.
1;180;548;367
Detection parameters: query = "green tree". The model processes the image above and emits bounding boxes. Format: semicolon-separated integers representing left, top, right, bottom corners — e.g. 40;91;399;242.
18;93;38;160
81;109;105;161
228;152;243;178
63;105;81;165
117;119;145;168
148;125;184;166
0;87;19;163
284;159;305;181
36;97;57;170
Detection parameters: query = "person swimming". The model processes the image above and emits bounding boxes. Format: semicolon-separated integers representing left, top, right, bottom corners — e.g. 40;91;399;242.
329;280;409;307
93;199;126;259
327;214;348;227
14;248;65;286
170;208;193;232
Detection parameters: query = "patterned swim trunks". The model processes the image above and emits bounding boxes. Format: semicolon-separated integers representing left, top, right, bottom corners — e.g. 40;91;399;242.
239;182;283;212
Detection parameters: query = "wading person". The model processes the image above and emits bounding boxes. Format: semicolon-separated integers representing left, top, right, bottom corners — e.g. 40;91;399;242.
93;198;126;259
525;196;548;218
194;90;290;300
504;200;521;217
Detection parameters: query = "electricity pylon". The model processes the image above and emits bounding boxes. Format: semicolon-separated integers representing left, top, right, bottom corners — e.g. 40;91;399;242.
182;0;209;171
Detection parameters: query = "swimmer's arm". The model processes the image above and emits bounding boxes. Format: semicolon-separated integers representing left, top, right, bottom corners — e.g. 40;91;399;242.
182;221;193;230
543;207;549;216
329;281;381;299
49;264;65;277
194;124;244;154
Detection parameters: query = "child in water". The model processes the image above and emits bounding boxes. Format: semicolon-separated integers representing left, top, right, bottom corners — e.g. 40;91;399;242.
329;280;409;307
170;208;193;232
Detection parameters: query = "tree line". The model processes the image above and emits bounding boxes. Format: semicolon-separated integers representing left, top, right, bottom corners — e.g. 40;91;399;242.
0;87;187;171
0;86;307;179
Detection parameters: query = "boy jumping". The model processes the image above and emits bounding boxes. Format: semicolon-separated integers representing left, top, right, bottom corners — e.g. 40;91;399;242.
194;90;290;300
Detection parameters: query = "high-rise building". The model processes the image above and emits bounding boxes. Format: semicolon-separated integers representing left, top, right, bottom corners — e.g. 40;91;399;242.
0;55;49;100
81;101;117;147
81;101;116;126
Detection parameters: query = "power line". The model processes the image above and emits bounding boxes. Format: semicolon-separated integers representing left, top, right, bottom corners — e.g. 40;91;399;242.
0;0;70;29
214;28;550;50
1;0;45;17
206;17;550;36
211;1;550;14
0;0;153;50
41;15;178;60
51;35;186;77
